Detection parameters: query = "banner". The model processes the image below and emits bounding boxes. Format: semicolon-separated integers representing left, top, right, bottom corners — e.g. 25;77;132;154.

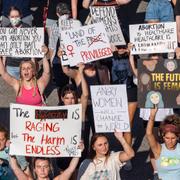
129;22;177;54
91;85;130;132
90;6;125;46
10;103;82;157
138;57;180;108
0;27;44;57
61;22;113;66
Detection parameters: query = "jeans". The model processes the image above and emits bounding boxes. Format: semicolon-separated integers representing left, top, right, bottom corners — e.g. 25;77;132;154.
145;0;174;22
6;66;20;79
0;165;17;180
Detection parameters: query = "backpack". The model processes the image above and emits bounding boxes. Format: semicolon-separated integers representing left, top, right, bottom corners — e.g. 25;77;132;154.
77;159;92;180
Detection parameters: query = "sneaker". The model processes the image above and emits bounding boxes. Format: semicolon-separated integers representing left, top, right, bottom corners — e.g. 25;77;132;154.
123;160;132;171
153;173;159;180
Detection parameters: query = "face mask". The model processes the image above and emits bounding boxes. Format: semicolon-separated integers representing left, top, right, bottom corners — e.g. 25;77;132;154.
10;17;21;26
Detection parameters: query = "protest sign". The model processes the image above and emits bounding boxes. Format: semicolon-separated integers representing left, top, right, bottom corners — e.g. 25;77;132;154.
129;22;177;54
59;19;82;66
90;6;125;46
61;22;113;66
10;103;82;157
90;85;130;132
138;57;180;108
0;27;44;57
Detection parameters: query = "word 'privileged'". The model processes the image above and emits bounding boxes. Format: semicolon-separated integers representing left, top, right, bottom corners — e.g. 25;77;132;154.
80;47;112;61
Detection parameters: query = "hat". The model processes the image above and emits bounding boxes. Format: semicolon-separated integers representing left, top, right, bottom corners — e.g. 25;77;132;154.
56;3;70;16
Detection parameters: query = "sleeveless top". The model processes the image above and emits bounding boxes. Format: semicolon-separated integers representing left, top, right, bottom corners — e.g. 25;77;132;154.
16;86;43;106
156;143;180;180
76;70;100;100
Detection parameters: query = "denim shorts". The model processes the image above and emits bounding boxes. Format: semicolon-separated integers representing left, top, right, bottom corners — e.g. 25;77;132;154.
46;18;57;28
145;0;174;22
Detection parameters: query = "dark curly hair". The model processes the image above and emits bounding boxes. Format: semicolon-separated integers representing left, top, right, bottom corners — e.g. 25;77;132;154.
58;84;78;105
159;114;180;139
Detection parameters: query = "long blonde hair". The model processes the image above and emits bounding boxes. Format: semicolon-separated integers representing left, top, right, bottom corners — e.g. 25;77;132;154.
17;60;37;97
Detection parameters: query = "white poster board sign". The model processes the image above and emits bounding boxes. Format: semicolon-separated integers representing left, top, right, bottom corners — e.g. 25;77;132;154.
91;85;130;132
59;19;82;66
61;22;112;66
90;6;125;46
10;103;82;157
0;27;44;57
129;22;177;54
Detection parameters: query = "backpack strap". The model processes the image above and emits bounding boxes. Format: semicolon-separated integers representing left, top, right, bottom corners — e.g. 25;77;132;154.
77;159;92;180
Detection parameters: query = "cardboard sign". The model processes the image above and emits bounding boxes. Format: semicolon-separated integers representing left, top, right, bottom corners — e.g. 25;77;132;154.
0;27;44;57
10;103;82;157
129;22;177;54
90;6;125;46
61;22;113;66
138;57;180;108
91;85;130;132
59;19;82;66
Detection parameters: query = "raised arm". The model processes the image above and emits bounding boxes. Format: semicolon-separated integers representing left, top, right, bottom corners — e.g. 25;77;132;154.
57;48;79;83
114;131;134;162
54;141;84;180
38;45;50;93
9;156;33;180
146;108;161;159
77;63;89;121
128;43;138;77
71;0;78;19
116;0;131;5
0;56;19;90
172;0;177;5
82;0;92;8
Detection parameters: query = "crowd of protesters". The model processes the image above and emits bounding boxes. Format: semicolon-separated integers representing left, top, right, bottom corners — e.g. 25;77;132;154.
0;0;179;180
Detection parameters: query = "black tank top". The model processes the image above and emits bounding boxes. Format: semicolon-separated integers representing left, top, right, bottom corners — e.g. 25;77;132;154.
76;69;100;99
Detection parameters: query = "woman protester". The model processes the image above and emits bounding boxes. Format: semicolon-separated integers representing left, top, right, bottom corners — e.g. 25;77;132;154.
77;130;134;180
58;62;88;122
146;109;180;180
58;48;110;158
3;6;35;79
9;141;84;180
56;62;88;173
0;46;50;106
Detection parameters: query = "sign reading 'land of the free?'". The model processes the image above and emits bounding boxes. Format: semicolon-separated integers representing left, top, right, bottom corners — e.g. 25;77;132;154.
60;22;113;66
129;22;177;54
90;6;125;46
90;85;130;133
0;27;44;57
138;57;180;108
10;103;82;157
